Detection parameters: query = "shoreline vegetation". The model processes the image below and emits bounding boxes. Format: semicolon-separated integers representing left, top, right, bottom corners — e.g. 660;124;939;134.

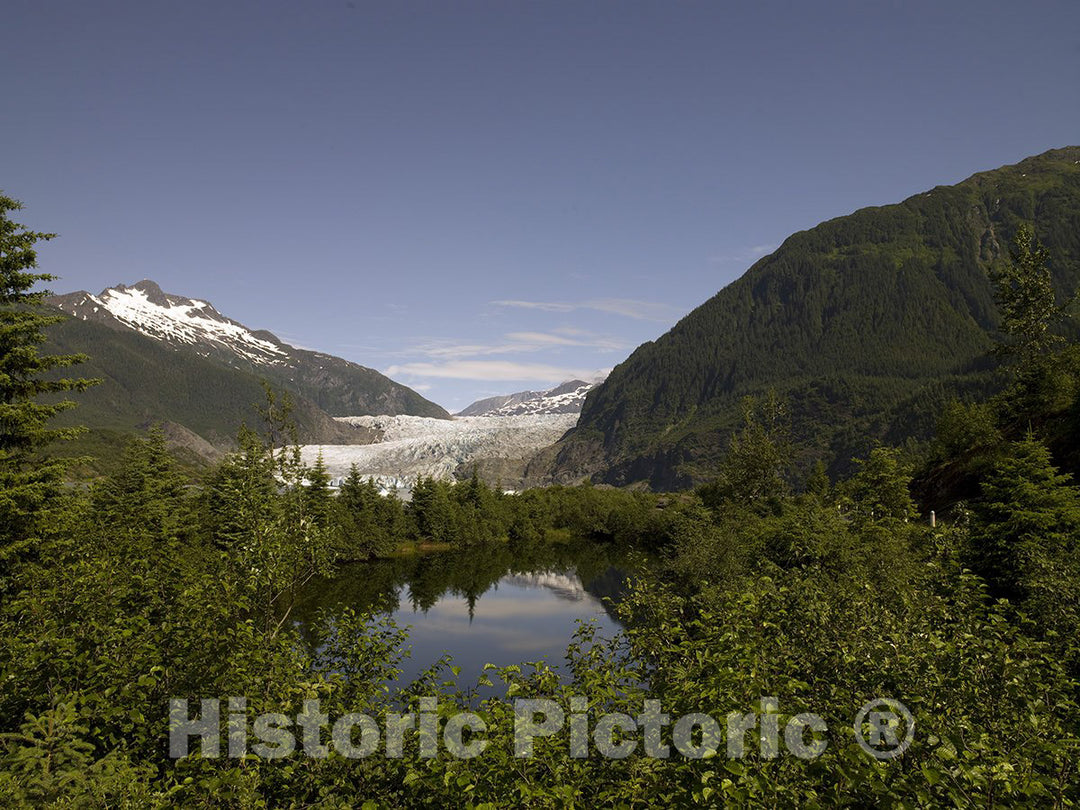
2;197;1080;805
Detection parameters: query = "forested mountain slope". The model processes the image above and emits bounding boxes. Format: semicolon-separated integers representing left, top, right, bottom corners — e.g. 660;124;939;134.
42;313;378;472
49;280;449;420
547;146;1080;488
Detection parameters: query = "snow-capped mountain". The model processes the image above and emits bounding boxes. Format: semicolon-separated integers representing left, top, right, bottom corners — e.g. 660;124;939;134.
51;280;289;366
49;280;449;419
457;380;594;417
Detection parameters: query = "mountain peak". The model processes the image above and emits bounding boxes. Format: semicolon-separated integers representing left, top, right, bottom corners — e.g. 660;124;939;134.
53;280;288;366
47;280;451;420
458;380;595;417
105;279;227;319
126;278;163;293
123;279;169;304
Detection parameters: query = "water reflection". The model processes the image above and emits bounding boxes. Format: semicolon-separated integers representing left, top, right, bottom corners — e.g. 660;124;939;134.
296;539;640;689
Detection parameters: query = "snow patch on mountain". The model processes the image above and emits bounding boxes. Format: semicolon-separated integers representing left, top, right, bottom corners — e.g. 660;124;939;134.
458;380;594;417
300;413;577;493
55;281;287;366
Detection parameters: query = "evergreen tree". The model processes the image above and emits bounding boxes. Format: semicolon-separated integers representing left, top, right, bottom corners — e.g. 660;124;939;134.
92;427;190;545
969;433;1080;618
222;399;337;638
990;224;1079;426
199;425;277;548
0;194;95;556
699;392;792;509
451;468;504;545
334;464;403;558
845;446;918;526
805;459;831;501
338;463;366;505
410;476;454;543
990;224;1066;367
303;450;333;528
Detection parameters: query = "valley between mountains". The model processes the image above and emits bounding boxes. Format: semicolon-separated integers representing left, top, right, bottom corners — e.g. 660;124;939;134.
43;146;1080;490
44;278;597;484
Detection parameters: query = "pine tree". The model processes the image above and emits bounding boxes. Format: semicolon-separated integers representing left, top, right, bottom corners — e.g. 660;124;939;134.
335;464;402;558
92;427;190;545
410;476;454;543
0;194;96;555
699;392;792;509
990;224;1065;367
845;446;918;526
805;459;831;501
970;433;1080;612
199;425;278;548
207;399;336;638
452;468;503;545
303;450;333;528
989;224;1080;425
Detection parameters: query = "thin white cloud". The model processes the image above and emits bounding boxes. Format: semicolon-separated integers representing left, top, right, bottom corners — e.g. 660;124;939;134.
504;331;580;346
408;330;626;360
386;360;608;383
504;331;626;351
417;341;514;359
491;298;679;322
492;300;576;313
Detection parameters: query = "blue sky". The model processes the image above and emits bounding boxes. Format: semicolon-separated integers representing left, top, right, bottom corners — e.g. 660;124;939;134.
4;0;1079;410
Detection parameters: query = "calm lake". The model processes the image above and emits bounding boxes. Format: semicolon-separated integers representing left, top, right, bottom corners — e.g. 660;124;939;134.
296;540;641;690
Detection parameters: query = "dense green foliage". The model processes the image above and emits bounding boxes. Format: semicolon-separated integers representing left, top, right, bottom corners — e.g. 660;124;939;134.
3;383;1078;806
558;147;1080;488
3;185;1080;807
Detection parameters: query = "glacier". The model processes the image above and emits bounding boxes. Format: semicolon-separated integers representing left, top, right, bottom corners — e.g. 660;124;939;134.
299;413;577;494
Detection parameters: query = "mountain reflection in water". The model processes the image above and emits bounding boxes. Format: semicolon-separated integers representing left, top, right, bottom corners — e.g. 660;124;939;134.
295;540;642;690
498;571;591;602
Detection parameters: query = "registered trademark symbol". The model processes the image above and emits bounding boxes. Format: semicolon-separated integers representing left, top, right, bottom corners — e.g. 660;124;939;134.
853;698;914;760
